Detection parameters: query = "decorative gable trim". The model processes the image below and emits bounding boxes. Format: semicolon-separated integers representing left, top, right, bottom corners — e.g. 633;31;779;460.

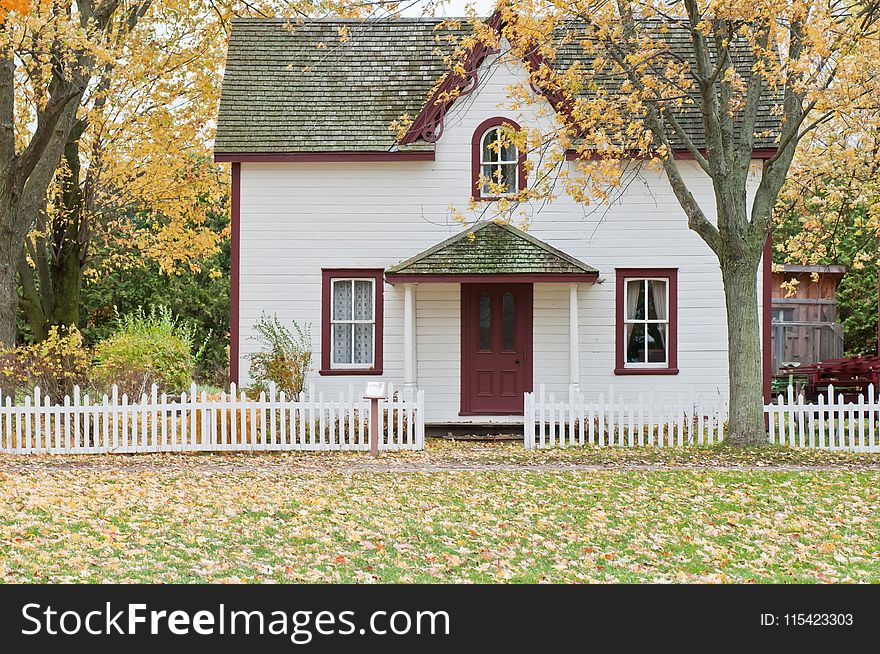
399;12;580;148
399;14;504;145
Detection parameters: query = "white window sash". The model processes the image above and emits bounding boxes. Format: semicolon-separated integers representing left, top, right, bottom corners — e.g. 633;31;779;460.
480;128;519;194
330;277;376;369
622;277;670;368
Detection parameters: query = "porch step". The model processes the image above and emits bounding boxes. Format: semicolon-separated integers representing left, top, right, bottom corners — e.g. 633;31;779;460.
427;427;521;442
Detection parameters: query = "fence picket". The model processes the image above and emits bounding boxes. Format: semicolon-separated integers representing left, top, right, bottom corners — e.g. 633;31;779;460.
0;384;421;455
524;383;880;452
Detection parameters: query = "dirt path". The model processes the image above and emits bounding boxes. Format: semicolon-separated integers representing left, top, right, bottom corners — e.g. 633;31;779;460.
3;455;879;475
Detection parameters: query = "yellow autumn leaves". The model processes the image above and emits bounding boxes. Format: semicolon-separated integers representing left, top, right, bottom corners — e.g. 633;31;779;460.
1;445;878;583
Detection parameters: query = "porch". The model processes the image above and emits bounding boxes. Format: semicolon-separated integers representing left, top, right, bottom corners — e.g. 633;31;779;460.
384;221;599;423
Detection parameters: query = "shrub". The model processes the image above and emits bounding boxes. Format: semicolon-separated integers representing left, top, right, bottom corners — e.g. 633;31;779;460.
93;306;200;398
248;314;312;397
0;326;91;400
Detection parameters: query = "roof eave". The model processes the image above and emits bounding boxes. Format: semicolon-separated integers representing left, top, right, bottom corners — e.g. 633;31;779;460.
214;151;435;163
385;272;600;284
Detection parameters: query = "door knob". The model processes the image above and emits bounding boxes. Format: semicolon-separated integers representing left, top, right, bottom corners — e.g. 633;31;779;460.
515;360;521;365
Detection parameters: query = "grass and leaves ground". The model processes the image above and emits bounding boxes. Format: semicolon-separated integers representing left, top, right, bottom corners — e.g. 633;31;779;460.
1;441;878;583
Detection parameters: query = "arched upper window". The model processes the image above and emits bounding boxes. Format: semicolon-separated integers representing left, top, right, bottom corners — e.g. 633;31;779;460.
471;117;526;200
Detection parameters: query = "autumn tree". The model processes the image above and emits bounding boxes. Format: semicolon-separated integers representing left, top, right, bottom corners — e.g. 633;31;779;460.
0;1;141;347
18;0;225;339
10;0;410;342
483;1;880;444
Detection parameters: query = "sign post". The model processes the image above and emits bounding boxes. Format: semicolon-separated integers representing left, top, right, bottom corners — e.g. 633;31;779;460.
363;382;387;457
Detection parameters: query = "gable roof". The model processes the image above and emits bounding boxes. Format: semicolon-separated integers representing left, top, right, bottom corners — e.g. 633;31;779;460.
385;221;599;280
216;17;782;156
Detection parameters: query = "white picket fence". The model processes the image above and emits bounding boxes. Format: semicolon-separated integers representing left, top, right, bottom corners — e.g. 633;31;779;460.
526;384;880;451
766;385;880;451
524;385;726;449
0;382;425;454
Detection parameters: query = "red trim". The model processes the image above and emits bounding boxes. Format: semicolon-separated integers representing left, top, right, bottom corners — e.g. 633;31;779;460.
614;268;679;375
471;117;528;201
460;283;533;415
386;272;598;284
566;148;778;161
399;11;579;147
319;269;384;376
763;232;773;403
214;151;434;163
229;162;241;385
522;49;576;120
400;13;504;145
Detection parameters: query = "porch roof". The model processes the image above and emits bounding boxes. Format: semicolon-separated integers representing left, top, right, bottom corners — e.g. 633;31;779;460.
385;221;599;283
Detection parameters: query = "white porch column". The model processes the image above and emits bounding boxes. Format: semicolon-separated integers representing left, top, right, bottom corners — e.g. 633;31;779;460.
404;283;418;389
569;283;580;391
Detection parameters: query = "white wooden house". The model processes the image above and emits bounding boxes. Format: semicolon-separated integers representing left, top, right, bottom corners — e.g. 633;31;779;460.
215;16;776;425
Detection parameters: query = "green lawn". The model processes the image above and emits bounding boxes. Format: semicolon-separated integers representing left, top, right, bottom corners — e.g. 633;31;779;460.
1;442;878;583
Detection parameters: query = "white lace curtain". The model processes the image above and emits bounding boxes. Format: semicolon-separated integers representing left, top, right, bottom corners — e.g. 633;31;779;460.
332;279;374;365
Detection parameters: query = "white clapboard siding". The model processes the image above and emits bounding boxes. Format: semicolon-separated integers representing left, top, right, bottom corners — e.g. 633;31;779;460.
765;384;880;452
0;383;425;455
524;384;726;449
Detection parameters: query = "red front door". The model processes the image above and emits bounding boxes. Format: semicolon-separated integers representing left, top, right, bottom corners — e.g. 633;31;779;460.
461;283;533;415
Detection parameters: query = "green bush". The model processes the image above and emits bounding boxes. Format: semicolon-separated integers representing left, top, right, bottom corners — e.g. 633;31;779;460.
78;206;230;386
248;314;312;397
93;306;201;397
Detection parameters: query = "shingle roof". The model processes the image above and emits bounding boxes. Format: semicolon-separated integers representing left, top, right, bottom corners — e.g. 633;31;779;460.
216;18;461;153
216;17;782;154
385;222;599;276
554;21;782;151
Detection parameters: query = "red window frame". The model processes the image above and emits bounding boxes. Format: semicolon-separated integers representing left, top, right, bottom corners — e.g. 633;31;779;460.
320;268;384;376
615;268;679;375
471;117;528;201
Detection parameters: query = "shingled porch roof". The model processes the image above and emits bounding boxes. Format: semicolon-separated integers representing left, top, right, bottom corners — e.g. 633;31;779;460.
384;222;599;283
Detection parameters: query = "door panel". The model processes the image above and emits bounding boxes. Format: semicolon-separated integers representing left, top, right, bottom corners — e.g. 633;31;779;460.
461;283;533;415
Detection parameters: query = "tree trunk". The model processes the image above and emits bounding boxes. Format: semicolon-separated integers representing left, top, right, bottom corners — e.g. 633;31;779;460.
721;254;767;445
48;131;86;329
0;188;22;347
49;238;82;328
16;124;89;340
0;233;18;347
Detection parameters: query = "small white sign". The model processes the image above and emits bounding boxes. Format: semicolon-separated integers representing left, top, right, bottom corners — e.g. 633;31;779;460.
364;381;387;399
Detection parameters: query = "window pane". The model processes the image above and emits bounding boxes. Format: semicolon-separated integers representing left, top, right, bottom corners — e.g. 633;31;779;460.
482;128;498;162
333;323;352;364
626;279;645;320
353;280;373;320
646;323;667;363
333;280;352;320
502;291;515;351
499;133;517;161
354;324;373;364
479;292;491;350
647;279;667;320
625;323;646;364
481;164;495;195
499;163;517;193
